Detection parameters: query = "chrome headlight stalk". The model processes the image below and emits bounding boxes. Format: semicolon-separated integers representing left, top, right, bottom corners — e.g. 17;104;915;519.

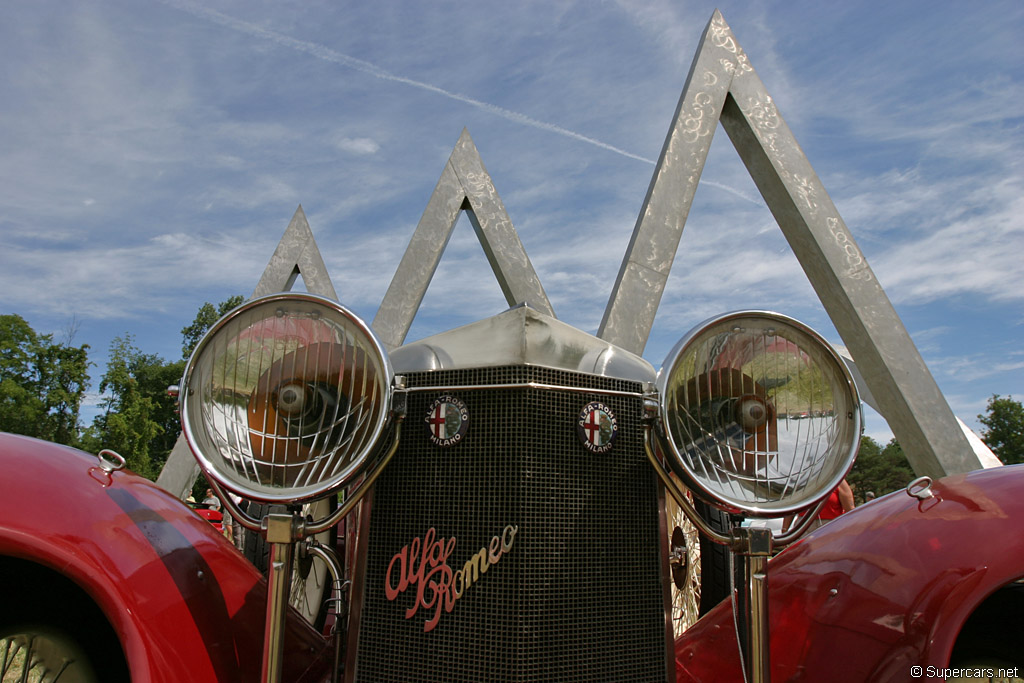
179;293;407;683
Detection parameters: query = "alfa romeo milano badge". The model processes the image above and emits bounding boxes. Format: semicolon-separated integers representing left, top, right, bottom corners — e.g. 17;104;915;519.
426;395;470;447
577;401;617;454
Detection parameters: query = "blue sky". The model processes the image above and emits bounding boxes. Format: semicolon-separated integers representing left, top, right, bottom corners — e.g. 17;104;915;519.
1;0;1021;444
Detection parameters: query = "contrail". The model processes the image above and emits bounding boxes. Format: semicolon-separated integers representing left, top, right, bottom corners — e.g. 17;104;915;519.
161;0;654;164
161;1;761;206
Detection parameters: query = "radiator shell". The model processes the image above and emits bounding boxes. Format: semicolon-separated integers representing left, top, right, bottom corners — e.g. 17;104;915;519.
349;365;669;682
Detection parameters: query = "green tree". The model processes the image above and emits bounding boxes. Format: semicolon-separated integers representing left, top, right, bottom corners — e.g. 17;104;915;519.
0;314;90;446
82;296;244;481
978;395;1024;465
847;435;916;503
83;336;165;477
181;295;244;359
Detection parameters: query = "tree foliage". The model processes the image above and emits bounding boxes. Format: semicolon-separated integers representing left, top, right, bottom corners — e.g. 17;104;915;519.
847;435;916;503
82;336;166;477
181;295;245;359
978;395;1024;465
0;314;90;446
4;298;245;480
79;296;243;479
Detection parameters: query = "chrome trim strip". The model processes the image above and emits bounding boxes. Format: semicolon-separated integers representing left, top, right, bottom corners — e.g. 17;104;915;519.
403;382;647;399
306;542;346;683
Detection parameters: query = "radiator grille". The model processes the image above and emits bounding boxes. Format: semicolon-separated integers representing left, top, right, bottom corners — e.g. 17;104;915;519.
352;365;667;682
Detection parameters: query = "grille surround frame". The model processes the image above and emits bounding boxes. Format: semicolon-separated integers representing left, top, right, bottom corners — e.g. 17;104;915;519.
347;364;672;683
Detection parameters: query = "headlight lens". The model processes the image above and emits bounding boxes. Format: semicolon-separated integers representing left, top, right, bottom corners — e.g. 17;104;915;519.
657;311;860;516
181;293;392;503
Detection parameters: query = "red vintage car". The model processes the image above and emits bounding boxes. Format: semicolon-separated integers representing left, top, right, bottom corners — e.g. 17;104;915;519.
1;295;1022;683
0;432;333;682
674;465;1024;681
2;12;1021;681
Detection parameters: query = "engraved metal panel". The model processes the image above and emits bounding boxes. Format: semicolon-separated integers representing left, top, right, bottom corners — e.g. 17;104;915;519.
372;129;554;350
599;11;979;476
598;12;739;355
252;205;339;299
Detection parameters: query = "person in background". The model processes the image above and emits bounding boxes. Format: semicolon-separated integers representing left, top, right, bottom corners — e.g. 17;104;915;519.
219;495;235;545
227;492;244;549
815;479;855;529
783;479;855;533
202;488;221;510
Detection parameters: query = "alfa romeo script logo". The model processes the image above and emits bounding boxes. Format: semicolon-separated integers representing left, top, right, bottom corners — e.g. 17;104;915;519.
385;525;518;632
577;401;618;454
426;395;469;447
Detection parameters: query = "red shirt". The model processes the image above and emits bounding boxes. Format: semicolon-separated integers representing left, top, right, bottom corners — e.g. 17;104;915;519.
818;490;845;520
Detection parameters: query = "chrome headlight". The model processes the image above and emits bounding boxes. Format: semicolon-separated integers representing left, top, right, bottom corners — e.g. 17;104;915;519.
656;311;860;516
181;293;393;503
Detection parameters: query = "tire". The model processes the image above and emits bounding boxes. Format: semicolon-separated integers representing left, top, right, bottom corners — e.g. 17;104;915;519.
242;498;338;632
696;499;734;616
0;558;129;683
241;499;271;570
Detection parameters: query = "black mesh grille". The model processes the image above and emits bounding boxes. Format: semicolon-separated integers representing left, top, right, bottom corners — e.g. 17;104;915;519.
352;366;667;682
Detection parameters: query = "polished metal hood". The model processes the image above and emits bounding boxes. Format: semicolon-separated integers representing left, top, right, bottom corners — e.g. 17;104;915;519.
390;304;655;383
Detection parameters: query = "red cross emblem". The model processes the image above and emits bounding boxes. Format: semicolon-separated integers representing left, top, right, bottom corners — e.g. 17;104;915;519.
577;402;617;453
425;395;469;447
428;403;448;439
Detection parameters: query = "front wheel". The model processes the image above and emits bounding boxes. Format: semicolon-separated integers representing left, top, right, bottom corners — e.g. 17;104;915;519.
0;628;99;683
667;487;734;635
0;558;129;683
949;583;1024;680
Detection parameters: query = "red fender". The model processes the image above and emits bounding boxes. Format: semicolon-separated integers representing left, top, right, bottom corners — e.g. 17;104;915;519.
675;465;1024;682
0;432;333;683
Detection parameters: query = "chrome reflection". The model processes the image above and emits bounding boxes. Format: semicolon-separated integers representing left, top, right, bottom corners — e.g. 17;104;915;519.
182;293;392;503
657;311;860;516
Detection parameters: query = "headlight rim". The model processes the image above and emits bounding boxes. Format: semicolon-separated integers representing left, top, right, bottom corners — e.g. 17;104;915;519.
180;292;394;504
655;309;861;518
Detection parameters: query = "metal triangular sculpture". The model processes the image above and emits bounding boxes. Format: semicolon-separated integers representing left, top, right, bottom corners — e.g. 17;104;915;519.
371;128;553;350
252;205;339;299
598;11;977;476
158;11;979;499
157;205;340;499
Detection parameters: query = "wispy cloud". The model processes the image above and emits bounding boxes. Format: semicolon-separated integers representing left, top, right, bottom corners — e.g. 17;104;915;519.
334;137;380;155
1;0;1020;439
870;178;1024;304
162;0;656;165
0;231;270;319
